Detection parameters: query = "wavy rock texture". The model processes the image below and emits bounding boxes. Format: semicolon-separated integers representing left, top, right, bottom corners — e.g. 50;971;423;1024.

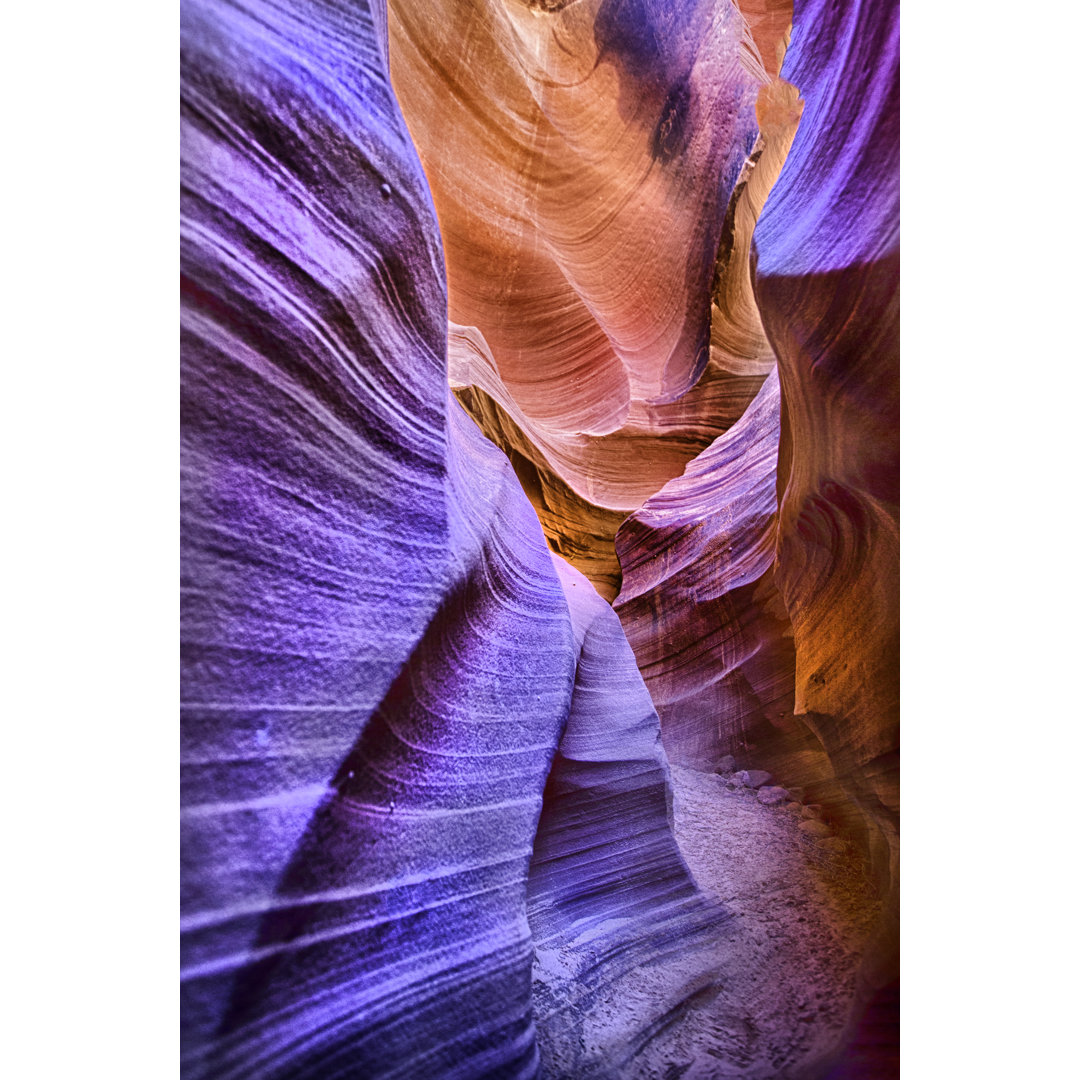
752;0;900;986
180;0;772;1076
529;556;728;1076
388;0;794;595
600;0;899;1050
448;324;631;600
181;1;573;1075
613;369;800;770
734;0;796;80
181;0;899;1073
389;0;760;420
528;558;879;1079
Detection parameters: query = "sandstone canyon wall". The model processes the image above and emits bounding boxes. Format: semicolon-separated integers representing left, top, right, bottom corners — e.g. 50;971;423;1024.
753;0;900;982
180;0;899;1075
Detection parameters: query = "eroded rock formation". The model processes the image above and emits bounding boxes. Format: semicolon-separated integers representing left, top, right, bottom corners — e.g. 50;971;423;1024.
180;0;900;1074
753;0;900;986
388;0;791;592
614;369;799;770
528;555;728;1075
180;2;577;1072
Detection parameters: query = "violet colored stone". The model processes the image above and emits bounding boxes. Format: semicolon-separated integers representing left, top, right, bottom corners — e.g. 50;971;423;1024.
757;786;789;807
743;770;773;789
180;2;577;1074
528;557;727;1070
179;3;738;1077
179;0;900;1073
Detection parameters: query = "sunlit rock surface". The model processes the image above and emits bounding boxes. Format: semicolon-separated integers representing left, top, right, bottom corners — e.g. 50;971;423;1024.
389;0;786;595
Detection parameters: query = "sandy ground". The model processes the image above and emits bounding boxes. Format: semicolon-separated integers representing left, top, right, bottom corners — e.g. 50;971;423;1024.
537;765;881;1079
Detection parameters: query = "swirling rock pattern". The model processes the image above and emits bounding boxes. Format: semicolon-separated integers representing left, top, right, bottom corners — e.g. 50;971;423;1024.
752;0;900;982
390;0;760;425
181;1;578;1074
388;0;791;596
529;556;727;1075
449;318;768;597
180;0;899;1073
613;370;799;770
734;0;796;80
180;0;761;1076
184;394;586;1080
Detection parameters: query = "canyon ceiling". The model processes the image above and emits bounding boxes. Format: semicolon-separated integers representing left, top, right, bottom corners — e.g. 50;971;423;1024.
180;0;899;1076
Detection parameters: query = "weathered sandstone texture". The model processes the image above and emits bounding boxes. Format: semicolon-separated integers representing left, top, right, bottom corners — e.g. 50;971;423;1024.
753;0;900;989
389;0;793;596
180;0;899;1074
181;2;575;1073
614;369;797;770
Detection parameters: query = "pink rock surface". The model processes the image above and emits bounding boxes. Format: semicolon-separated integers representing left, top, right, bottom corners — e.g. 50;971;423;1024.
614;370;798;770
389;0;794;593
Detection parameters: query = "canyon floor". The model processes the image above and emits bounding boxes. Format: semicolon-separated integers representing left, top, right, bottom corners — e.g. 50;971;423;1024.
536;765;882;1080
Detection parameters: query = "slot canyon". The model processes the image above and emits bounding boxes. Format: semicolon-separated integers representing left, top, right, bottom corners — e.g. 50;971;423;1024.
180;0;899;1076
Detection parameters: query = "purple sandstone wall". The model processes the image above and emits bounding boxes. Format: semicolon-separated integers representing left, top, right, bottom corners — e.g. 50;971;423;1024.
181;2;721;1076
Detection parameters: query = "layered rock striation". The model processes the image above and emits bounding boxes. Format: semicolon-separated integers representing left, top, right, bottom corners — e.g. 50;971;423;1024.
180;0;763;1076
180;0;899;1073
529;556;728;1075
613;369;798;770
180;0;574;1073
752;0;900;982
388;0;792;596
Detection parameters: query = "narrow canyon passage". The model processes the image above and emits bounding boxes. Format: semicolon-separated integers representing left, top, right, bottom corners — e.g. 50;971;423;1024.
180;0;899;1076
531;761;880;1079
